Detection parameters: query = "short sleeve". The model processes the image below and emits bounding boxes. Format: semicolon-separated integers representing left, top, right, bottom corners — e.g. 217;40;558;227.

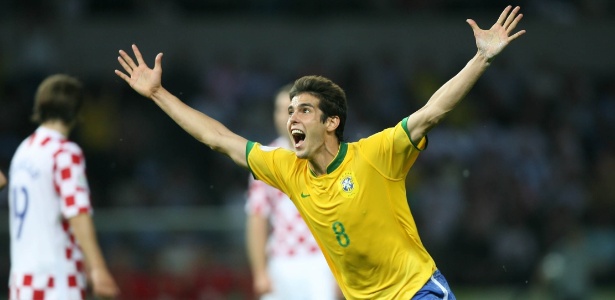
246;142;295;195
357;118;426;179
53;144;92;219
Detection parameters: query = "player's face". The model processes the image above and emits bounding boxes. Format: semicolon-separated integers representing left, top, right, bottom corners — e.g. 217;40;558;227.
288;93;327;159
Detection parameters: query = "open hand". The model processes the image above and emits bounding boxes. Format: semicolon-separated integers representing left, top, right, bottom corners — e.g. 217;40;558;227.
115;44;163;99
467;6;526;61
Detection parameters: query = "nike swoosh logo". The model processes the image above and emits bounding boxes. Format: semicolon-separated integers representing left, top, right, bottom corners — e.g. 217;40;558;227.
300;192;310;198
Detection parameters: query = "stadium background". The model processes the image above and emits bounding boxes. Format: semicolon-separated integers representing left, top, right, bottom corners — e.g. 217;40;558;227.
0;0;614;299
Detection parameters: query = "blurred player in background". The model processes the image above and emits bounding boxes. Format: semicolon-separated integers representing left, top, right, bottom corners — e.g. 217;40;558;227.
115;6;525;299
7;74;119;300
245;84;339;300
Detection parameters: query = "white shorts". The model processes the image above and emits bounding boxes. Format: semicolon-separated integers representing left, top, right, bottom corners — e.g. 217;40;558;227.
261;255;338;300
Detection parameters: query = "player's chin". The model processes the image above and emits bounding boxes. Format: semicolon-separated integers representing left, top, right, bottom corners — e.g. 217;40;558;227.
295;148;309;159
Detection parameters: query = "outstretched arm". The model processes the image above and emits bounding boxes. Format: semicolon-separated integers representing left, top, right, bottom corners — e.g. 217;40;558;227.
406;5;526;143
115;45;248;167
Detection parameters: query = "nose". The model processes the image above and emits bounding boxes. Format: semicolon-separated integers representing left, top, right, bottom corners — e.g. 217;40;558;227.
286;115;295;131
288;111;298;124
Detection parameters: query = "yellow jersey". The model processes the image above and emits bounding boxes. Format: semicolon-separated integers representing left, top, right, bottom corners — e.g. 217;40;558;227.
246;117;436;299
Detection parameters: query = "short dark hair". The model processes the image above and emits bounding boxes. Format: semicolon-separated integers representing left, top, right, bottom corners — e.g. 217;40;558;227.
31;74;84;125
289;75;347;142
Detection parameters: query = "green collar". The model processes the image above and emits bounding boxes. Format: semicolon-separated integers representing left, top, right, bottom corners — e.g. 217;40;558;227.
309;142;348;176
328;142;348;173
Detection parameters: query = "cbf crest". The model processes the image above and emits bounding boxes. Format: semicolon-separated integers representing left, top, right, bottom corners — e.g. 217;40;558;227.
338;171;358;198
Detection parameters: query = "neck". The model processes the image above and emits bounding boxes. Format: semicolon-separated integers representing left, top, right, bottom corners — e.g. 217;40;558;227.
41;120;71;137
308;139;340;176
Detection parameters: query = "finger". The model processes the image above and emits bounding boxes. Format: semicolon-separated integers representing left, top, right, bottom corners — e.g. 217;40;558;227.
507;14;524;34
496;5;512;25
132;44;146;66
114;69;130;83
466;19;480;33
503;6;521;29
508;30;526;42
153;53;163;72
117;56;132;74
119;49;137;70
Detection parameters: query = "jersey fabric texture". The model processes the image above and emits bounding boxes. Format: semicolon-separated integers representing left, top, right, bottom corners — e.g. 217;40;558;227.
8;126;91;300
246;137;337;300
245;137;324;258
246;117;436;300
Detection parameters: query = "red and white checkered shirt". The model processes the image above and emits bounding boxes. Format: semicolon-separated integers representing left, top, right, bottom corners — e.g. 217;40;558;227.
245;137;322;258
8;126;91;300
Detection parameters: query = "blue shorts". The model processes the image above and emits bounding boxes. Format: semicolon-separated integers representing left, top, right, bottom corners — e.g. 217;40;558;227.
411;270;456;300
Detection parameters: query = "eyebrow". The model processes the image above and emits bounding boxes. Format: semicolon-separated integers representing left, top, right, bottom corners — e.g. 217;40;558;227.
289;103;315;110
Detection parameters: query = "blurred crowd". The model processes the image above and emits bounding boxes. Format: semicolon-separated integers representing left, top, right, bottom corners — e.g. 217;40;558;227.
1;0;614;20
1;1;615;299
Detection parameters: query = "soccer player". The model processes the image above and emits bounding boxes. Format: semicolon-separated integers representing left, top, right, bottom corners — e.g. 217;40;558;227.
115;6;525;299
246;84;339;300
7;74;119;300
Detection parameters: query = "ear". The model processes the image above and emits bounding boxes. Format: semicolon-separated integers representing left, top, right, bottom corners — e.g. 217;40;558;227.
326;116;340;133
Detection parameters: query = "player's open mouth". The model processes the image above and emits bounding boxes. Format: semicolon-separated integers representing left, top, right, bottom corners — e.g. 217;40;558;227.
291;129;306;148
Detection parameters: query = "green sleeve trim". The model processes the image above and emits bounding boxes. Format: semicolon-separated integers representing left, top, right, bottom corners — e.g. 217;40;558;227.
402;117;428;151
246;141;256;178
401;117;411;139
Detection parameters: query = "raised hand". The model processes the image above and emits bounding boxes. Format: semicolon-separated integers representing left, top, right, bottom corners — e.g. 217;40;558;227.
115;44;163;99
467;6;526;61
